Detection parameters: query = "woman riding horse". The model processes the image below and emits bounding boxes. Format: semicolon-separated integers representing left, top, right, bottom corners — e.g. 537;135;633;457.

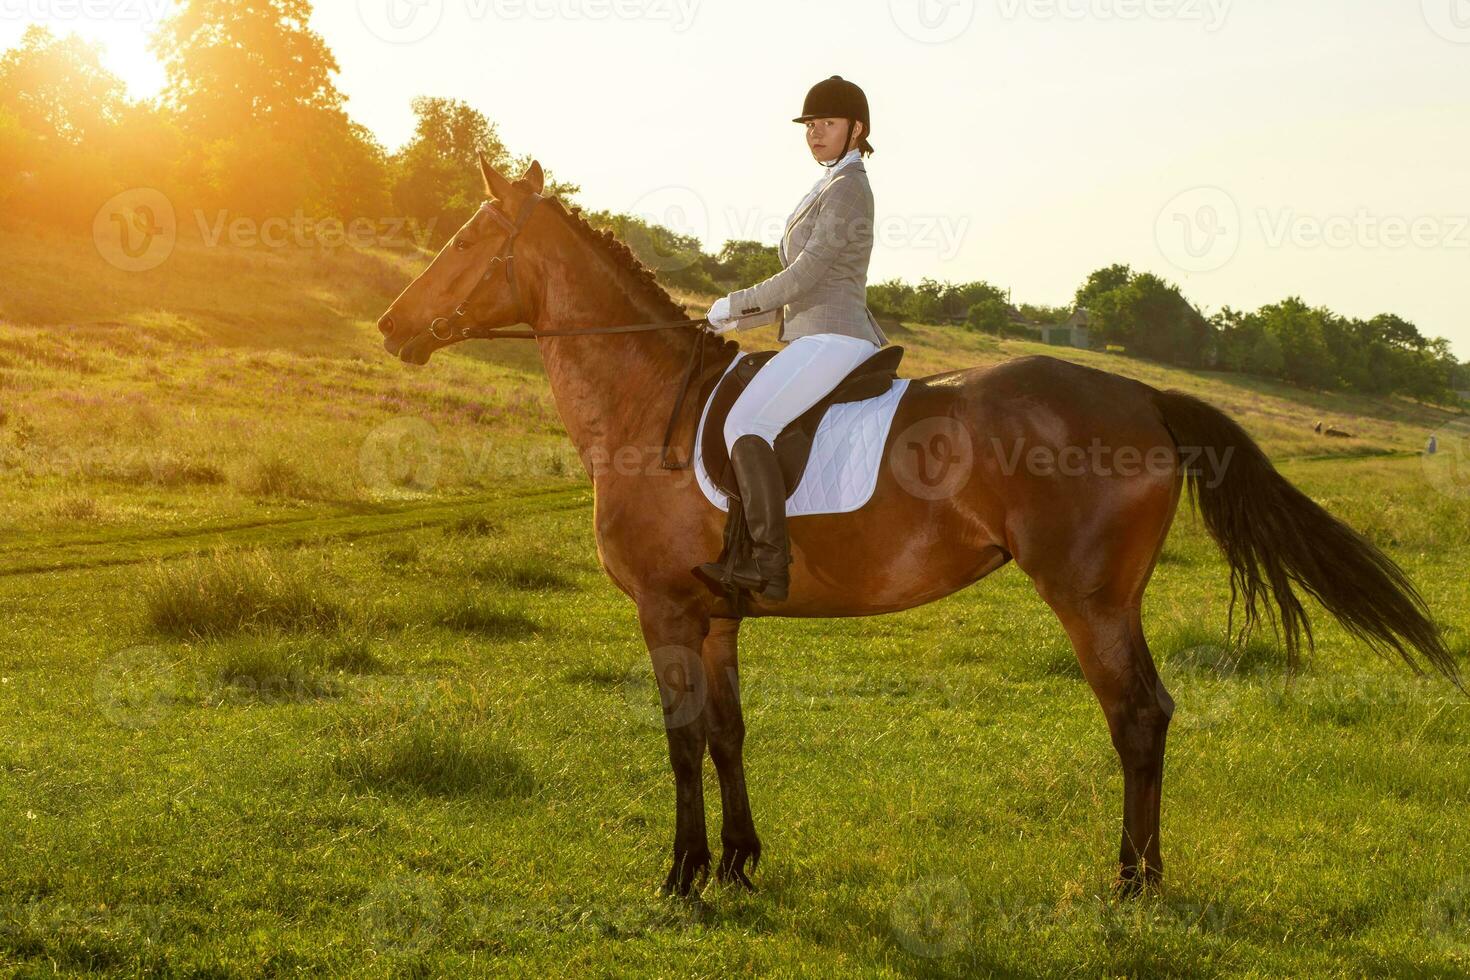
694;76;890;603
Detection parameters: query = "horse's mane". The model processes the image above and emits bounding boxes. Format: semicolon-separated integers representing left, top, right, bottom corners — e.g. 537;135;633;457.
543;196;693;324
507;185;740;362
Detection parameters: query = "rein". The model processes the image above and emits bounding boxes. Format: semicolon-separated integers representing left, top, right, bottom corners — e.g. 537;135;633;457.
428;193;727;471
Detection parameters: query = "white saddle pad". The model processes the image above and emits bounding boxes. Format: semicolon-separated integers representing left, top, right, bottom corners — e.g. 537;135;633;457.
693;354;911;517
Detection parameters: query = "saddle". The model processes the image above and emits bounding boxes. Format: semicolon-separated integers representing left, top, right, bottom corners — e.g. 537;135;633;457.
698;344;905;616
700;344;905;499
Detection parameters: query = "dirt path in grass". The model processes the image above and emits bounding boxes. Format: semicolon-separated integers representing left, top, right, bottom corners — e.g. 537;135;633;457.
0;483;590;578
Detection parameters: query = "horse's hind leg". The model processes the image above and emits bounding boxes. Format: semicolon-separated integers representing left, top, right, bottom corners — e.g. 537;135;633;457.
1043;593;1174;893
701;617;761;888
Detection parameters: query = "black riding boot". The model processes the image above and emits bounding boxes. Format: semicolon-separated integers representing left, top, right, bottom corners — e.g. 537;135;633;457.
694;434;792;601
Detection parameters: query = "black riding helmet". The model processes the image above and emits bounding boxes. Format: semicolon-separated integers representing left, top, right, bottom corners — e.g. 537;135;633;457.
793;75;874;163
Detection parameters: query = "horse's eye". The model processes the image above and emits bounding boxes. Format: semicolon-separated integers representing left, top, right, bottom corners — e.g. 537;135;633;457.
455;239;470;251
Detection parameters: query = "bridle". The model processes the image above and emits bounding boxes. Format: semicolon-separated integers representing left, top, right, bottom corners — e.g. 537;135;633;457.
428;194;544;342
422;192;725;470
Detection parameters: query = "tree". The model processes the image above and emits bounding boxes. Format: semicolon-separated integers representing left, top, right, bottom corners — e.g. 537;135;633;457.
1244;330;1285;377
1086;270;1213;366
967;298;1010;335
1075;263;1132;311
0;27;130;226
1212;305;1254;372
898;278;1006;322
0;108;34;211
715;240;781;288
152;0;344;140
1361;313;1427;352
1019;303;1070;325
909;278;949;322
390;97;577;247
866;278;912;320
583;209;720;295
0;26;125;145
1256;298;1334;388
150;0;399;219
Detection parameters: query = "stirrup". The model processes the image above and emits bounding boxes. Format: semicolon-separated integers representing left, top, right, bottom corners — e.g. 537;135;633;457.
692;556;783;602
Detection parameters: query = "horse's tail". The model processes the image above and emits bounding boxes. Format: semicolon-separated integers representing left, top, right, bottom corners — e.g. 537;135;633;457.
1151;388;1460;688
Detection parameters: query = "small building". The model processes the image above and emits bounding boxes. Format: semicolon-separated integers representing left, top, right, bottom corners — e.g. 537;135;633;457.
1030;308;1091;349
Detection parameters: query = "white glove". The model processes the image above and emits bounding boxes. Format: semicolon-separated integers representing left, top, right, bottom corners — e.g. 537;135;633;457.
705;296;738;334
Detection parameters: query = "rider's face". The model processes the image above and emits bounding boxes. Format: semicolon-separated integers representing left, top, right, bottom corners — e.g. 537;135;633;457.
805;117;863;163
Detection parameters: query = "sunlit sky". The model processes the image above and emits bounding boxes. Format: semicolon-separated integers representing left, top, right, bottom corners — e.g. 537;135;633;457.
5;0;1468;355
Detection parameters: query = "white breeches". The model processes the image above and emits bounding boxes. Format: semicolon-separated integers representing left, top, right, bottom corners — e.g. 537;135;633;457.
723;333;881;451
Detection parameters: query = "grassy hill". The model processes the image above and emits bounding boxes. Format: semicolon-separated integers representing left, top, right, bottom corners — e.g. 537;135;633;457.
3;227;1470;974
1;225;1461;540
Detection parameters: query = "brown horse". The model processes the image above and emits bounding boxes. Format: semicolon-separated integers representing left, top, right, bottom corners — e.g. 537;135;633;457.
377;157;1460;897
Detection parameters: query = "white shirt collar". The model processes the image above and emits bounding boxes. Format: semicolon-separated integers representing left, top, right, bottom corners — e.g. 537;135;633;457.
822;148;863;180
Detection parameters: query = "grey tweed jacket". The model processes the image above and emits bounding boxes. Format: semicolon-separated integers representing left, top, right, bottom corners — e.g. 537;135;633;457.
726;159;889;346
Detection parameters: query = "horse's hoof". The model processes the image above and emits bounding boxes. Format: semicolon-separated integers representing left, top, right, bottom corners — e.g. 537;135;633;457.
659;849;712;898
717;841;761;891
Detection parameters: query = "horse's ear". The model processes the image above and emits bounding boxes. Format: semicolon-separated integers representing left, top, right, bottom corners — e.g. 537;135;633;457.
478;150;514;201
521;160;545;195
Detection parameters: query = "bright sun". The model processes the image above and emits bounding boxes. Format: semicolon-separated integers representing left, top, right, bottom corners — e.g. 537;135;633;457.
1;14;167;98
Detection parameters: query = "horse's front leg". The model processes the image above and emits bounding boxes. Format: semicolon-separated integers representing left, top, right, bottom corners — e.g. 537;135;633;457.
702;616;761;889
637;594;713;897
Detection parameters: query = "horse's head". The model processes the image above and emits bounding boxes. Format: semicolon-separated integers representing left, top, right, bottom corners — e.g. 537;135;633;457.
378;155;546;364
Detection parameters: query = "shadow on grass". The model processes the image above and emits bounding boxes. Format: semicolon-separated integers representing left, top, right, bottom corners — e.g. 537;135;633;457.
1159;625;1284;679
561;664;627;687
198;631;392;706
468;557;576;592
333;712;536;799
425;596;542;638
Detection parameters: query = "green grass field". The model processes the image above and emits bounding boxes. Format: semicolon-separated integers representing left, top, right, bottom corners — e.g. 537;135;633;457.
2;228;1469;976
